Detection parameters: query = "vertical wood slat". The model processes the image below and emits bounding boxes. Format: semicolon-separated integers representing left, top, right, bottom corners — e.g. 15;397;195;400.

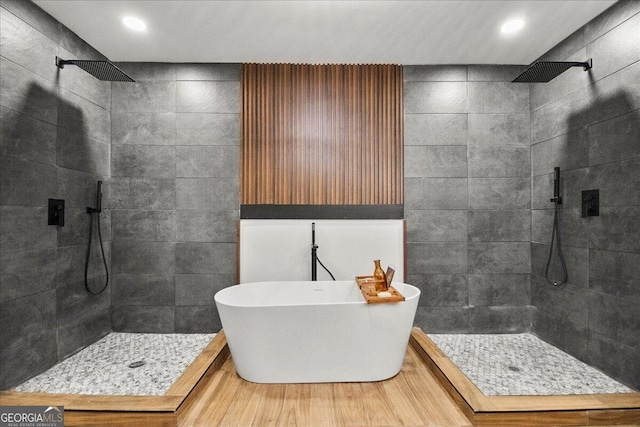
241;63;403;206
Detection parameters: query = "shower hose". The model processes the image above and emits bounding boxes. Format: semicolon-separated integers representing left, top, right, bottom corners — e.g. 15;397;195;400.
544;202;568;286
85;209;109;294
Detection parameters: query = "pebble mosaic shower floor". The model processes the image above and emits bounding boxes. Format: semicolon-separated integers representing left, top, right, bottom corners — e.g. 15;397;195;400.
15;333;215;396
428;333;633;396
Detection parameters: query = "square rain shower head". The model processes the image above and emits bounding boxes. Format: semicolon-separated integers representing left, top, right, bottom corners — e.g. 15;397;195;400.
512;59;592;83
56;56;135;82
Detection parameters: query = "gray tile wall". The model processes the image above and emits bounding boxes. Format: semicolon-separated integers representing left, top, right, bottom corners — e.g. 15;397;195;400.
110;62;240;333
0;0;111;389
404;65;532;334
530;0;640;389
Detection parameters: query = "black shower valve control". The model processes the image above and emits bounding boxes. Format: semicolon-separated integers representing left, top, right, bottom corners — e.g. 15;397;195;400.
48;198;65;226
582;189;600;218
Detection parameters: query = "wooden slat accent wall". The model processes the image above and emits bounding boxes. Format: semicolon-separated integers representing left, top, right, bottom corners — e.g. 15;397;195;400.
242;63;403;205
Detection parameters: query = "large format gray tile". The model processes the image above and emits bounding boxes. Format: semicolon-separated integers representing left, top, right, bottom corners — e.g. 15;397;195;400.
56;207;91;247
469;306;530;333
530;87;590;144
0;290;56;349
0;248;57;302
0;8;59;82
175;242;235;275
587;61;640;125
0;156;56;206
414;306;469;333
176;63;241;81
531;242;589;288
112;305;175;333
467;210;530;242
468;146;530;178
112;81;176;113
467;65;527;82
176;81;240;113
112;210;176;242
404;146;467;177
0;57;58;125
468;274;530;306
589;290;640;349
0;206;55;253
589;157;640;207
114;62;176;81
176;210;238;243
468;242;530;274
533;306;589;362
56;168;96;208
531;129;589;175
175;306;220;333
0;0;60;42
176;146;239;178
112;241;175;274
587;330;640;391
588;110;640;166
404;82;467;114
403;65;467;82
56;280;110;327
586;13;640;82
468;82;529;114
175;274;233;306
56;127;110;176
404;178;467;210
57;48;111;111
467;114;530;146
108;178;175;210
405;209;467;242
112;274;175;306
529;48;592;112
531;276;588;326
176;113;239;146
57;88;110;143
585;0;640;43
531;208;587;247
538;27;585;62
111;145;175;178
407;242;467;274
57;310;109;360
589;248;640;302
404;114;467;146
58;23;106;61
589;206;640;253
0;328;57;390
176;178;239;210
468;178;530;210
531;168;588;210
0;106;56;164
112;113;176;145
409;274;467;307
56;243;111;287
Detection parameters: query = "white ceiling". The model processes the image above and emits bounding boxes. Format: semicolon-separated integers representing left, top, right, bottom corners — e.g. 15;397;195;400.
33;0;616;65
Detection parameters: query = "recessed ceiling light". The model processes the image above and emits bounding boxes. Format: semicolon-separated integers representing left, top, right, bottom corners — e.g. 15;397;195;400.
122;16;147;32
501;19;525;34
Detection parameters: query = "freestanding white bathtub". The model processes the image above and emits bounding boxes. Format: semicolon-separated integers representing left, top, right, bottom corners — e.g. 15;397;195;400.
214;280;420;383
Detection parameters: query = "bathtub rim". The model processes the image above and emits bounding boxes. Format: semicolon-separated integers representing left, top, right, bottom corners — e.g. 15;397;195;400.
214;280;420;309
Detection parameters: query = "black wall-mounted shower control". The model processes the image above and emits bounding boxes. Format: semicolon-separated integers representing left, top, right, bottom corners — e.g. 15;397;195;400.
48;198;65;226
582;190;600;218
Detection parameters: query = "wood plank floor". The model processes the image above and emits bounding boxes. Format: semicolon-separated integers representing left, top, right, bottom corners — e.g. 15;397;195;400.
177;342;472;427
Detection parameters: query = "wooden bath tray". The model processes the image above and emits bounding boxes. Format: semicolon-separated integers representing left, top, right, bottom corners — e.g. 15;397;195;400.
356;276;405;304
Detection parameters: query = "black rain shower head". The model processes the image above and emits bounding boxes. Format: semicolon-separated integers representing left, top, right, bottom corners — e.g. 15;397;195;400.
56;56;135;82
512;59;592;83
